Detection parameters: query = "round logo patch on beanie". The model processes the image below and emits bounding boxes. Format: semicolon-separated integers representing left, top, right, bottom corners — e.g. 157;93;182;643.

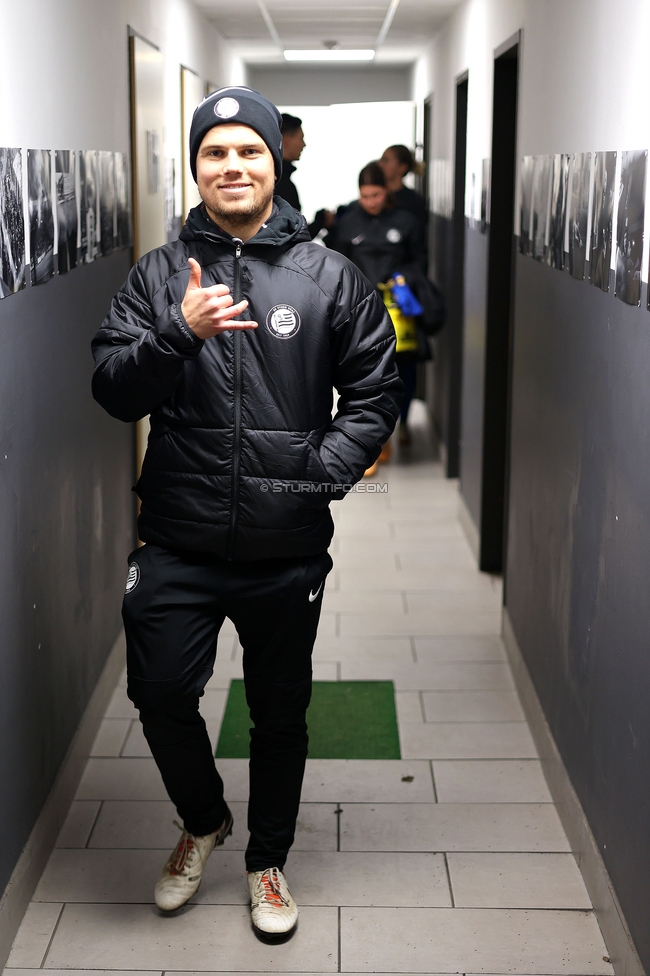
214;97;240;119
386;228;402;243
266;304;301;339
125;562;140;594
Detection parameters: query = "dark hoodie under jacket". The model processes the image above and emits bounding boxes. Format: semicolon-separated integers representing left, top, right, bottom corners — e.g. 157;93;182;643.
91;196;402;561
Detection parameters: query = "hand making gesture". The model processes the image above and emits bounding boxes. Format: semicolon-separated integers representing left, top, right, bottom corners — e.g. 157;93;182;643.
181;257;258;340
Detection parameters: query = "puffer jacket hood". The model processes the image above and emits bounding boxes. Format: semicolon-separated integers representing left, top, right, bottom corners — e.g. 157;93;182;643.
92;195;402;560
181;195;311;249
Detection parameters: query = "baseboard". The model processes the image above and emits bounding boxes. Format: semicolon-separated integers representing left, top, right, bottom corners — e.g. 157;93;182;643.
0;631;126;970
502;610;645;976
458;491;480;562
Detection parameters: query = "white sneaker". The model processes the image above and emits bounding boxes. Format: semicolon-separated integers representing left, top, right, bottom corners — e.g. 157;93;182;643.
154;807;233;911
248;866;298;938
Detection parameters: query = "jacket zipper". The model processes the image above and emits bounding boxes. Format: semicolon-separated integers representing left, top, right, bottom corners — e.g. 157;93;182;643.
226;240;244;560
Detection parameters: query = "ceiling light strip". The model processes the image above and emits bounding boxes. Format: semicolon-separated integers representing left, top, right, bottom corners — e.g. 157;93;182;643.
376;0;401;46
256;0;283;48
283;50;375;61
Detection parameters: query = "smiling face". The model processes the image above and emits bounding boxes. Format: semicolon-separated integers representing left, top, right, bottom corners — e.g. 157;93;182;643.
196;123;276;229
359;184;388;216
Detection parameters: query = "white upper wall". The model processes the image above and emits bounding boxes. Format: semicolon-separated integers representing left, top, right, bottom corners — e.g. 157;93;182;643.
412;0;650;220
0;0;242;199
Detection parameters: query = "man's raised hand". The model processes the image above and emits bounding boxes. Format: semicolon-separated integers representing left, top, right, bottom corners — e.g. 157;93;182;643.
181;257;258;340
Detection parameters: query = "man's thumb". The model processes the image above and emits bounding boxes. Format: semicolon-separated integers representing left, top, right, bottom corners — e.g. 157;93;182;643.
186;257;203;291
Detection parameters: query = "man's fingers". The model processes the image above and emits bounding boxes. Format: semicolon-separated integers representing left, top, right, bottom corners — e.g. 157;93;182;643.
202;282;231;298
217;321;259;331
215;298;250;321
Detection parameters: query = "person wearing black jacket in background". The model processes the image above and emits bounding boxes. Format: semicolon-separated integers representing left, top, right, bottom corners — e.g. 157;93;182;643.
275;113;335;238
92;88;401;940
379;144;428;235
327;161;425;456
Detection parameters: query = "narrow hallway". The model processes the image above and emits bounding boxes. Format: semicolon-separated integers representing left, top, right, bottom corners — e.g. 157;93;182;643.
4;405;612;975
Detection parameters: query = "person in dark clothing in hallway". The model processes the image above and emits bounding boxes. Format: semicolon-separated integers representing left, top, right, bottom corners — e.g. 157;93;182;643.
328;161;426;458
91;88;401;940
379;144;428;234
275;112;334;238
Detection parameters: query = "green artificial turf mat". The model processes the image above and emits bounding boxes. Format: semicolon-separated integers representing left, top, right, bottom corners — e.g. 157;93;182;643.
215;679;400;760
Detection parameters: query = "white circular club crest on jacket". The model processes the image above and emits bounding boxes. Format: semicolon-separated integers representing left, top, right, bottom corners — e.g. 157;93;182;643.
265;304;301;339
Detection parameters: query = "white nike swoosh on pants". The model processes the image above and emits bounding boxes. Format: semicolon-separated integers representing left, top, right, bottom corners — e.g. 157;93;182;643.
308;582;323;602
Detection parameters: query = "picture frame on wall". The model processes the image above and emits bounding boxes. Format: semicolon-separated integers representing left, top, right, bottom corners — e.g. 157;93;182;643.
548;154;569;271
114;151;132;250
55;150;77;275
0;148;26;297
98;150;116;257
589;150;616;292
518;156;534;255
567;152;591;281
27;148;55;286
531;154;551;262
615;149;646;307
79;149;98;263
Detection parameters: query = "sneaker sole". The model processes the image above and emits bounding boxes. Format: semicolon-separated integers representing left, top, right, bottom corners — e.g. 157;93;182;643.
251;918;298;944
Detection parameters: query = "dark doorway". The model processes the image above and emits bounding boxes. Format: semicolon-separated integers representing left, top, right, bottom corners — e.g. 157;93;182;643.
444;74;468;478
478;39;519;572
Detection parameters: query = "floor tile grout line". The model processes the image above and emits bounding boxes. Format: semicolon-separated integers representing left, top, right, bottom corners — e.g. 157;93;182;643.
38;902;65;968
118;720;135;758
338;904;342;972
402;591;409;614
429;759;439;802
409;635;418;662
85;800;104;849
419;690;427;722
443;851;456;907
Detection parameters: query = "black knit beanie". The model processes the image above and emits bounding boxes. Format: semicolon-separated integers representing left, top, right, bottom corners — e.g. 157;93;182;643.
189;87;283;182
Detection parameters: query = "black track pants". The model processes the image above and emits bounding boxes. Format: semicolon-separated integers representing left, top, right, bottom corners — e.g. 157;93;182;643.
121;544;332;871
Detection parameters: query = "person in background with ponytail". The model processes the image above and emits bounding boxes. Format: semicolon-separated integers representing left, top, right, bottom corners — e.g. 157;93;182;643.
379;145;428;236
327;162;427;466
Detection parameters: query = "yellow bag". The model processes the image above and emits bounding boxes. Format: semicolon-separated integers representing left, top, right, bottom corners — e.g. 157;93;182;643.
378;281;418;353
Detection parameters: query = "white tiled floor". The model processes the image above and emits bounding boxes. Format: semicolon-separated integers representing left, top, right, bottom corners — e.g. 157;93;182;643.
5;404;612;975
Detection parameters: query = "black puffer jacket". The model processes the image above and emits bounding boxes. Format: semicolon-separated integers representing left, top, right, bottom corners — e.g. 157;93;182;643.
92;197;402;560
328;203;427;288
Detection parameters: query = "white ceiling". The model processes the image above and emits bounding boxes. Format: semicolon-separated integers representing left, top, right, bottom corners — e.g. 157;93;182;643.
194;0;461;65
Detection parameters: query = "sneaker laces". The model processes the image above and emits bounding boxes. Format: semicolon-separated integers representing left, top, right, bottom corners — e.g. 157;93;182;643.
169;820;195;875
259;868;289;908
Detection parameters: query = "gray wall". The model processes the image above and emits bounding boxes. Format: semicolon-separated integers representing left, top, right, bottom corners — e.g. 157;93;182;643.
247;65;413;105
0;254;134;893
507;258;650;972
458;226;488;525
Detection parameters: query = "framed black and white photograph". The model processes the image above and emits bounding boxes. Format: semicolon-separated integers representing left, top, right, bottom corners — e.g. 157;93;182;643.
548;154;569;270
480;158;490;234
568;152;591;280
98;150;115;256
531;154;551;262
0;148;26;297
589;151;616;292
55;150;77;275
165;157;181;243
28;149;55;286
615;149;646;306
519;156;534;255
79;150;98;263
114;152;132;250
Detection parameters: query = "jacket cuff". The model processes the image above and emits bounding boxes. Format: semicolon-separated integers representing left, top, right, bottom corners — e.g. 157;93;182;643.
156;304;204;355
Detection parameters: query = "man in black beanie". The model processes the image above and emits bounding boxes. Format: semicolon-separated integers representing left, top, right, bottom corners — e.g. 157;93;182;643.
92;86;401;941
